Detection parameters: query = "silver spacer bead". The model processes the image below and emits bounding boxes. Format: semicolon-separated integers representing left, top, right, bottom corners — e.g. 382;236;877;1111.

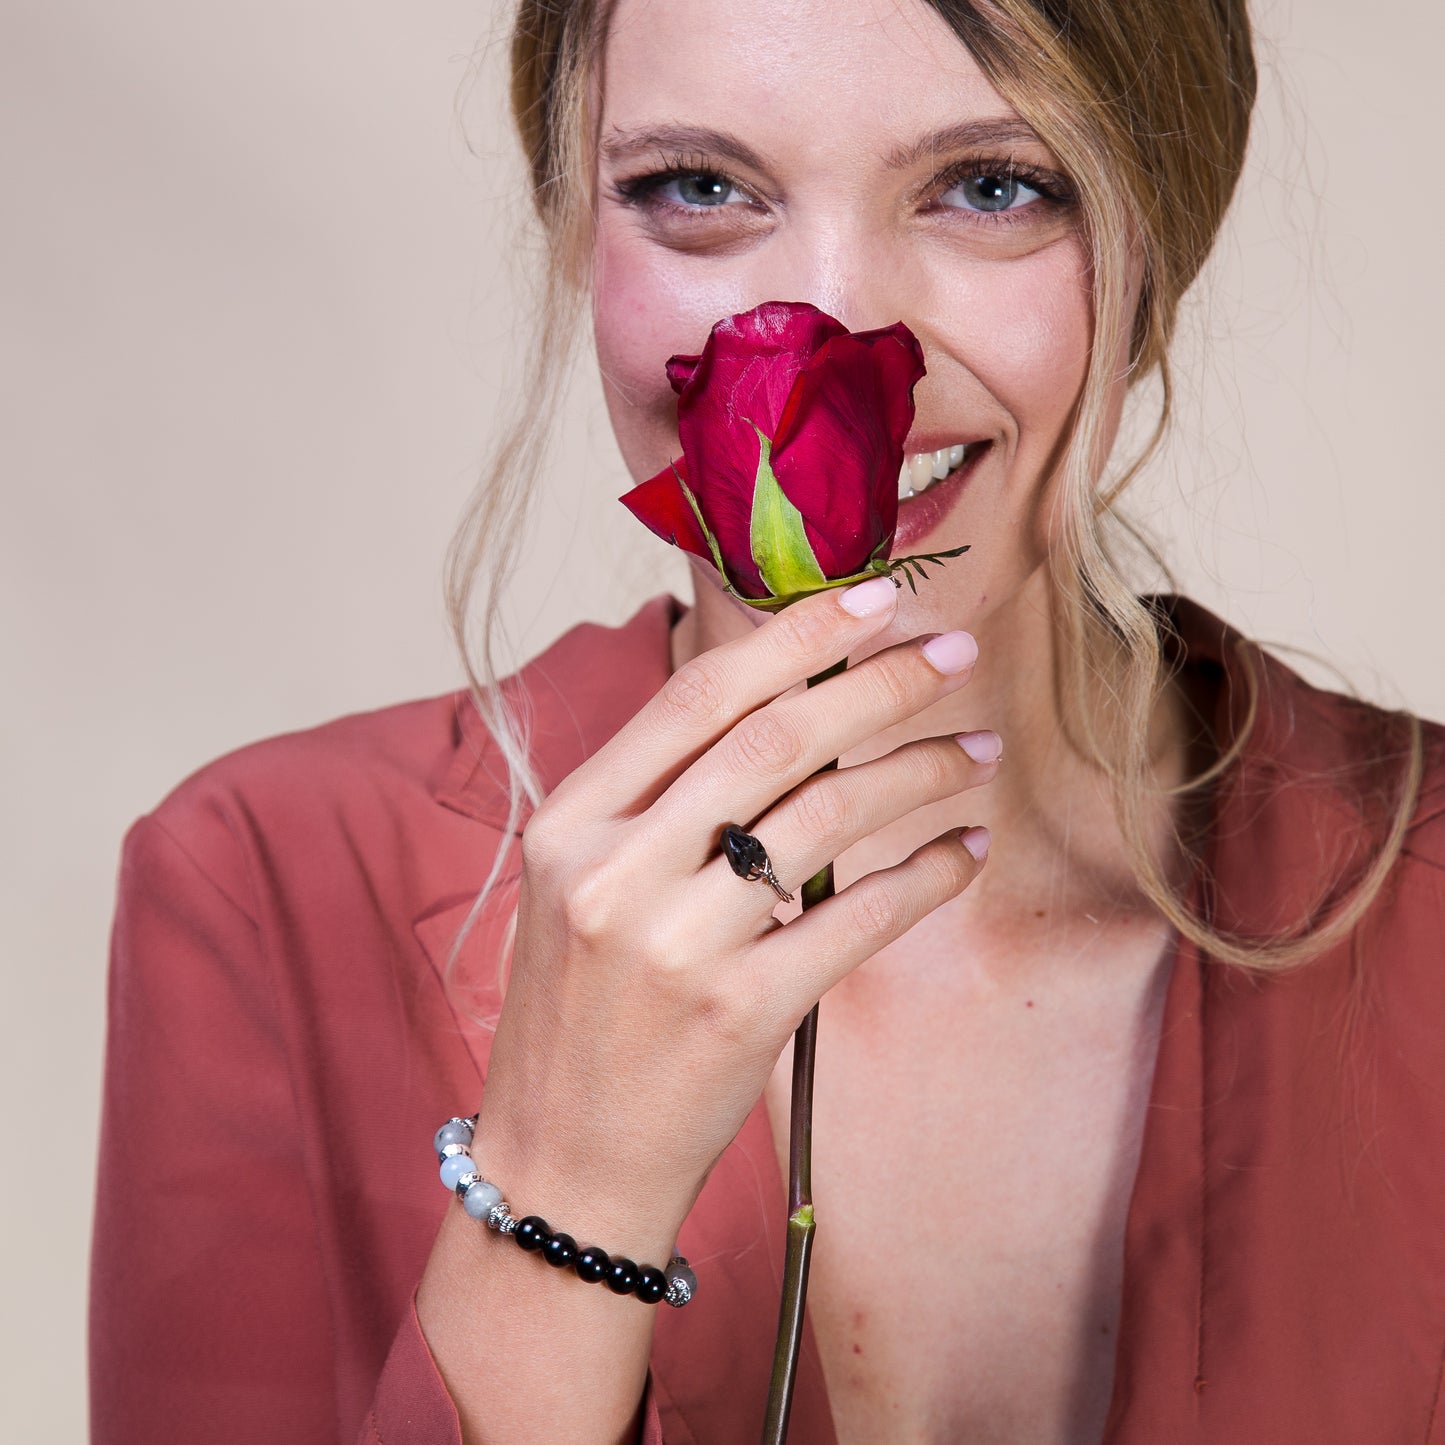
663;1255;697;1308
454;1170;484;1200
486;1201;517;1234
439;1141;470;1162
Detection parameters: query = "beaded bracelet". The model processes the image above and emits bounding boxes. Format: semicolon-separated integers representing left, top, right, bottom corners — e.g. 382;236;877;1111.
434;1115;697;1308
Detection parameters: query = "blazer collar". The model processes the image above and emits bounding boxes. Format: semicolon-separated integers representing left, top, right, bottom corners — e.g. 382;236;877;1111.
1162;594;1401;942
435;592;684;833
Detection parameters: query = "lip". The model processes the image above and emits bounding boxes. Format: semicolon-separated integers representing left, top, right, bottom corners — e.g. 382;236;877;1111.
901;432;991;455
891;441;991;552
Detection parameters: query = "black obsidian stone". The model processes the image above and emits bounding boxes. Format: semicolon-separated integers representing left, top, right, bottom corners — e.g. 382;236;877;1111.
573;1245;611;1283
721;824;766;879
604;1256;640;1295
633;1265;667;1304
514;1215;551;1252
541;1231;577;1268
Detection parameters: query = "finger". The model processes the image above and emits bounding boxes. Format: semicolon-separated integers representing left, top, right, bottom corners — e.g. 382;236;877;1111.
747;825;990;1006
647;629;979;863
546;577;902;819
725;730;1001;908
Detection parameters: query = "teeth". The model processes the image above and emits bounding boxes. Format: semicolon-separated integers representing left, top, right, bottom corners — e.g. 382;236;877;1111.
898;443;974;500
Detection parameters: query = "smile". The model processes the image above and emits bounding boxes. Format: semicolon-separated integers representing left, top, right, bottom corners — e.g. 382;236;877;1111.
896;443;985;499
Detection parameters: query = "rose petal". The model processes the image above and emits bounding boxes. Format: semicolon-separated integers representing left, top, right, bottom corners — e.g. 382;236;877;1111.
619;459;713;564
679;302;849;441
685;443;769;598
770;326;925;575
665;353;702;395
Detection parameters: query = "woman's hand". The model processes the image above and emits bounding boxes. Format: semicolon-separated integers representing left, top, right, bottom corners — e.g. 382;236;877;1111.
475;574;996;1258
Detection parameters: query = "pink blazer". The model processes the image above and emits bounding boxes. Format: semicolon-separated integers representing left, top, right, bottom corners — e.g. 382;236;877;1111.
90;595;1445;1443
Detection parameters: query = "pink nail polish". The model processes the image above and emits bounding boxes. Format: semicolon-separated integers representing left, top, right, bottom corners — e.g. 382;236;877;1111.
956;729;1002;764
960;826;991;861
921;630;978;675
838;576;898;617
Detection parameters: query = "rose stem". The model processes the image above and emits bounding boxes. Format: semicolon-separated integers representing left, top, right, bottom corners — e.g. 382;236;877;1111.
761;655;846;1445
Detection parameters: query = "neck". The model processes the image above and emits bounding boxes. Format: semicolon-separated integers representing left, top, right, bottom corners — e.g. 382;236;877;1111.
669;566;1204;926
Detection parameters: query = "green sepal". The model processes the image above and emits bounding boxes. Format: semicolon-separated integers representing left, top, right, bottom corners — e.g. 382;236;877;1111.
724;542;971;612
749;428;828;599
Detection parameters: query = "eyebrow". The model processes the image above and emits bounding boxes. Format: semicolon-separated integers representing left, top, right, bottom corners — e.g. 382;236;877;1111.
882;118;1046;169
599;125;769;172
598;116;1045;173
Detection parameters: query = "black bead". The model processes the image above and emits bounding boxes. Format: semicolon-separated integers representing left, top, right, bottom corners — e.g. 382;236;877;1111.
514;1215;551;1252
574;1245;610;1283
541;1231;577;1268
604;1256;640;1295
720;824;767;879
633;1265;667;1304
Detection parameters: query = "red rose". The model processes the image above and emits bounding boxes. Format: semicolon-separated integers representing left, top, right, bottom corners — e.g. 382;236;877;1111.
619;301;927;607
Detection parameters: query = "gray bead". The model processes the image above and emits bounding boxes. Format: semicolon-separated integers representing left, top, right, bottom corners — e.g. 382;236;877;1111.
433;1118;474;1154
461;1178;504;1220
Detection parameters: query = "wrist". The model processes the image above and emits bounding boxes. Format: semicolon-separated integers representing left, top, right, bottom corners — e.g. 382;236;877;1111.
462;1110;695;1277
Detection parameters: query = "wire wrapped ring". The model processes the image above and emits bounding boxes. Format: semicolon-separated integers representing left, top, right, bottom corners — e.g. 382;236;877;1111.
720;824;793;902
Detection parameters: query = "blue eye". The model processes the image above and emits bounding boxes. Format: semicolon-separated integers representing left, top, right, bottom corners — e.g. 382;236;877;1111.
659;172;742;207
940;173;1044;214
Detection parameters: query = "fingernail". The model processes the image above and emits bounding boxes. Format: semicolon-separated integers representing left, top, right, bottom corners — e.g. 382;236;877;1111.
838;576;898;617
960;826;991;861
956;729;1002;764
921;630;978;675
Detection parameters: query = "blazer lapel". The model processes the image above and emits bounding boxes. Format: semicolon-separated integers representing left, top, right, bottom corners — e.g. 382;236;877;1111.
433;594;683;834
412;594;682;1069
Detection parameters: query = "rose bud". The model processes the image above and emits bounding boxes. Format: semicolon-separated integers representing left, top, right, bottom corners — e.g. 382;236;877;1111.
620;301;963;610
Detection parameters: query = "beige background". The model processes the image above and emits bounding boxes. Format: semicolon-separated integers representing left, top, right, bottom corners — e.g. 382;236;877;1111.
2;0;1441;1436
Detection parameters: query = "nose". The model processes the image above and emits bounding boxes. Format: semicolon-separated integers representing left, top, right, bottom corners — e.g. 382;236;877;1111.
746;223;915;338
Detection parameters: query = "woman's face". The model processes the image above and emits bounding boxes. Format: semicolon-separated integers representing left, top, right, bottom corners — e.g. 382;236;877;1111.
592;0;1122;628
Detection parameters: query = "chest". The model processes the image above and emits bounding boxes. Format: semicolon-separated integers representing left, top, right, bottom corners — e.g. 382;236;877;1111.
764;934;1174;1445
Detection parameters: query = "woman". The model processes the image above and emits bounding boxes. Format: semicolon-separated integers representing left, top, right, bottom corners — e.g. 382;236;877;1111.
90;0;1444;1441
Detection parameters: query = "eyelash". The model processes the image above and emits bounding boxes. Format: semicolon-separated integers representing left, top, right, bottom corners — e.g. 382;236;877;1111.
929;156;1075;215
611;152;736;213
610;149;1076;227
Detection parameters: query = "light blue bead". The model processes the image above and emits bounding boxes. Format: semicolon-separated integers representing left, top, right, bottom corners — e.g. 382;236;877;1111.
439;1152;474;1190
462;1178;503;1220
433;1119;473;1154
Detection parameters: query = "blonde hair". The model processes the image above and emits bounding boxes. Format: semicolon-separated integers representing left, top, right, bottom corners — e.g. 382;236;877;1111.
444;0;1422;987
